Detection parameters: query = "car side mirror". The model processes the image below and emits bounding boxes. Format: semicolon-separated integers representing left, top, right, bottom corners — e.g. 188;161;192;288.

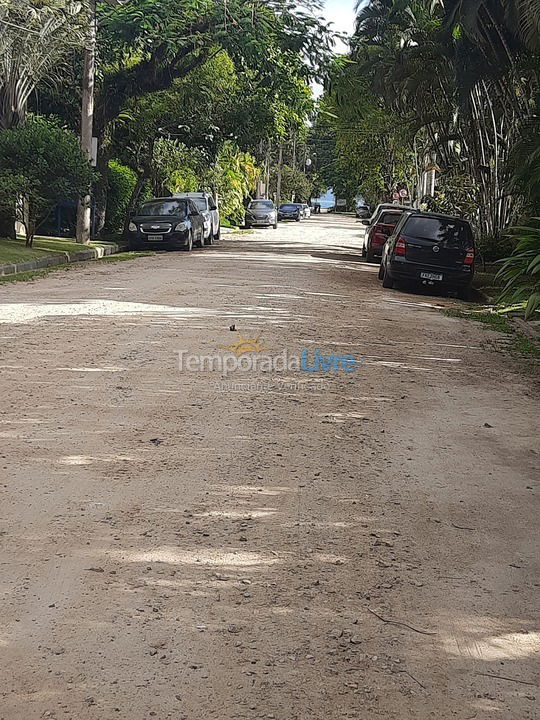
361;220;370;226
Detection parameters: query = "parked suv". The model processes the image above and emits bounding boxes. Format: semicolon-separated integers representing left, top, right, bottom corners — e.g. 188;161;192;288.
379;212;475;298
127;197;205;251
245;199;278;228
362;207;409;262
174;192;219;244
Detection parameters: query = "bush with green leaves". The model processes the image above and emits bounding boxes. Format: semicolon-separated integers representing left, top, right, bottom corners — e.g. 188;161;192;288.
105;160;137;234
497;220;540;319
0;117;94;244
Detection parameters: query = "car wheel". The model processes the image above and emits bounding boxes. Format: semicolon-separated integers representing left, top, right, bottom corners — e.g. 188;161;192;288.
195;232;204;248
183;232;193;252
205;230;213;246
378;263;385;280
366;248;376;263
273;222;278;229
361;243;367;258
245;223;251;229
382;266;394;288
295;217;301;222
213;227;220;242
457;285;471;301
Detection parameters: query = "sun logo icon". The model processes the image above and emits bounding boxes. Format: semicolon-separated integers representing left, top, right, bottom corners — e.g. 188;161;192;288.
221;333;269;357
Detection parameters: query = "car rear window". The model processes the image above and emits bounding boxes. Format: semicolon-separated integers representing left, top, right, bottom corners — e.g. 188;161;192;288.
379;212;402;225
404;216;472;247
280;204;297;211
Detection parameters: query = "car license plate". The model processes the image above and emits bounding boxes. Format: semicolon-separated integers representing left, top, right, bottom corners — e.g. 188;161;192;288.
147;234;163;242
421;271;443;281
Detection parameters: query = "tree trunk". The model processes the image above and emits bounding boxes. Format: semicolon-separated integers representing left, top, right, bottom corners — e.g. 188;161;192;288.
93;139;110;237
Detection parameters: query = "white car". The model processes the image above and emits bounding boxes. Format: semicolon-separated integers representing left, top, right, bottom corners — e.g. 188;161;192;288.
173;192;220;244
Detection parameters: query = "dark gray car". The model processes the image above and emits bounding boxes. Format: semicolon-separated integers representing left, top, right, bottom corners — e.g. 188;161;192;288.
245;200;278;229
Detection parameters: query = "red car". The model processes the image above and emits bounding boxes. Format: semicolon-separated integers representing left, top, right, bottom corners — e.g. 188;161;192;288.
362;208;409;263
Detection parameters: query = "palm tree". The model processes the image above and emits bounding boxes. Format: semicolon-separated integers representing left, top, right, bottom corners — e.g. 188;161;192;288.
0;0;87;130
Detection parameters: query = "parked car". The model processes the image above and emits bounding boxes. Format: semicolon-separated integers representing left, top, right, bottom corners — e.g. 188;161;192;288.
173;191;219;244
355;203;370;219
278;203;302;221
379;212;475;298
300;203;312;219
126;197;205;251
245;199;278;229
364;203;411;228
362;207;410;263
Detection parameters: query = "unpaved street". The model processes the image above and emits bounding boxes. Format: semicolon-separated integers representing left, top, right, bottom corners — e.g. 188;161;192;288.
0;214;538;719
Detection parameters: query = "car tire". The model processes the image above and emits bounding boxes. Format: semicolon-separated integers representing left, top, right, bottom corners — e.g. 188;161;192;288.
457;285;471;301
273;222;278;229
213;227;220;242
296;217;301;222
245;223;251;229
195;232;204;248
366;248;376;263
205;230;213;246
361;244;367;258
378;263;385;280
382;266;394;288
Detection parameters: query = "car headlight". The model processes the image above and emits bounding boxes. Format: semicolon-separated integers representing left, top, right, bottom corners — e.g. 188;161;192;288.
128;221;137;232
174;221;188;232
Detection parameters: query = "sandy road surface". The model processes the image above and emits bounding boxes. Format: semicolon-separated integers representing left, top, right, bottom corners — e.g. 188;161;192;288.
0;214;538;719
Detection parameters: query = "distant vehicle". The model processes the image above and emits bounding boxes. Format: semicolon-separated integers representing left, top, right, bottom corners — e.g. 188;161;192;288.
173;191;219;244
300;203;311;219
379;212;475;299
245;199;278;229
278;203;302;221
355;204;370;219
362;207;409;263
126;197;205;251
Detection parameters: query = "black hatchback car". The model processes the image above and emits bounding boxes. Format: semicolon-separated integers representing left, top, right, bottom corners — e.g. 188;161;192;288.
127;198;205;251
379;212;475;298
278;203;302;221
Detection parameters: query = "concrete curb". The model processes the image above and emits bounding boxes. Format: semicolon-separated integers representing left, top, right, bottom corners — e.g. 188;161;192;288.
0;240;127;277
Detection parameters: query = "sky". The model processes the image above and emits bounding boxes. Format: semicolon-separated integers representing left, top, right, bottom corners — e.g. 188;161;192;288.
312;0;356;96
323;0;357;53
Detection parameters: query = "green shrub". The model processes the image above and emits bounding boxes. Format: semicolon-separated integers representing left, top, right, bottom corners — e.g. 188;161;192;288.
0;116;94;245
105;160;137;233
497;219;540;318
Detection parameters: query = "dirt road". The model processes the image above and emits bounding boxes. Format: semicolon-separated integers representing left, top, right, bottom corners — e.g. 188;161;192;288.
0;214;538;719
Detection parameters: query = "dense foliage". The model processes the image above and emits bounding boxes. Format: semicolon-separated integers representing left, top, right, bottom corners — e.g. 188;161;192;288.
312;0;540;314
0;117;93;245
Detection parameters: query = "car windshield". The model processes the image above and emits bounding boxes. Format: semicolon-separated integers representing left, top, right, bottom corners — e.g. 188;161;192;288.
250;201;274;210
138;200;188;217
191;197;208;211
404;217;472;247
280;204;297;211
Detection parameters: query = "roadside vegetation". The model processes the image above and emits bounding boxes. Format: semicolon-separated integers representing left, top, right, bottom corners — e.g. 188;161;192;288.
311;0;540;321
0;0;333;249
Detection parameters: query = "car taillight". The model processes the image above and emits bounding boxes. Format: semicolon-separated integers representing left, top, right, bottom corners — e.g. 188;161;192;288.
464;248;475;265
395;236;407;256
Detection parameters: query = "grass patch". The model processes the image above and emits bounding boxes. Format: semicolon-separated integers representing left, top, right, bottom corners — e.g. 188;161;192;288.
232;229;254;235
444;308;540;365
0;235;127;267
0;250;153;285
